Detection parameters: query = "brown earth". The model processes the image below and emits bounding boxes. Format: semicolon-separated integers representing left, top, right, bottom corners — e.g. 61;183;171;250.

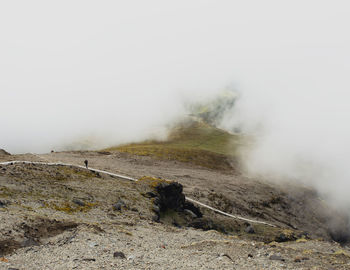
0;151;349;269
0;149;10;156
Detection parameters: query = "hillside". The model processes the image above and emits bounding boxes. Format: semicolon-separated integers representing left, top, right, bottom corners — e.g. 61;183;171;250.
1;127;350;269
106;119;243;171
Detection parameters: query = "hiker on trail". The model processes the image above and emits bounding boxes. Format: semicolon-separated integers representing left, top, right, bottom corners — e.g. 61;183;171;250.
84;160;88;169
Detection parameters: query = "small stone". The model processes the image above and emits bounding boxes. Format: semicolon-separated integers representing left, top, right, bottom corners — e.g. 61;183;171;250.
113;251;126;259
152;215;159;222
82;258;96;262
88;242;98;248
117;199;126;206
184;209;197;218
0;200;8;208
113;202;123;211
245;225;255;234
269;254;285;261
72;199;85;207
127;255;135;260
113;200;126;211
248;254;253;258
152;205;160;214
294;257;301;262
276;233;288;242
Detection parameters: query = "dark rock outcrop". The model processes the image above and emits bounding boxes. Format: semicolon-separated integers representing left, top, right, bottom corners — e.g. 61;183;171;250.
138;177;202;226
155;181;185;212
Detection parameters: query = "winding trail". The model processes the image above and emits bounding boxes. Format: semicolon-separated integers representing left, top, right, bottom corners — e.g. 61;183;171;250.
0;160;276;227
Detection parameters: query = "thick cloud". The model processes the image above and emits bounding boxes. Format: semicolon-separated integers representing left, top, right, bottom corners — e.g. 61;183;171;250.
2;0;350;212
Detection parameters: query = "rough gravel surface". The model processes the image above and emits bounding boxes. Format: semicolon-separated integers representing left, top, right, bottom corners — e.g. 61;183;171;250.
0;151;349;269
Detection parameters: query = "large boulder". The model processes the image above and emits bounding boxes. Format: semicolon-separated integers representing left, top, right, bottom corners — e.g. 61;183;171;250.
155;181;185;212
137;176;202;224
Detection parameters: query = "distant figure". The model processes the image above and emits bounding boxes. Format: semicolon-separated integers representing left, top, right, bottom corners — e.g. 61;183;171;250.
84;160;88;169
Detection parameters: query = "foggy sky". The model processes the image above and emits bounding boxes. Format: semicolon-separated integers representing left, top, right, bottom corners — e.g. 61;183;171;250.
2;1;350;207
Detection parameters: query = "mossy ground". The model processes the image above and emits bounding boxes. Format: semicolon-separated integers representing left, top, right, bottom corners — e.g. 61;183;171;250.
43;201;97;214
138;176;172;189
0;164;154;223
106;120;243;170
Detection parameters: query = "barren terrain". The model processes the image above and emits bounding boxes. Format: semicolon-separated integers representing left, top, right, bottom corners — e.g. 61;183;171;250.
0;149;350;269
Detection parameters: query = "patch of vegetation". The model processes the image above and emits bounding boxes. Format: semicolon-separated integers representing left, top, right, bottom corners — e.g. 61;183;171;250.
106;120;243;170
0;185;51;202
0;186;13;198
238;223;305;243
138;176;173;189
51;167;97;181
43;201;96;214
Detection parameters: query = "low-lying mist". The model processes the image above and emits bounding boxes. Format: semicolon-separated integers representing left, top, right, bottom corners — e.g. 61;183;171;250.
2;1;350;212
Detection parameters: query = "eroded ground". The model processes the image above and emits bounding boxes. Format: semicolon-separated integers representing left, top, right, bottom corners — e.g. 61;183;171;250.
0;151;349;269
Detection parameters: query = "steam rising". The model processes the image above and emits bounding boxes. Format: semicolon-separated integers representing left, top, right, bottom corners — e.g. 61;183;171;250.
223;86;350;209
2;1;350;208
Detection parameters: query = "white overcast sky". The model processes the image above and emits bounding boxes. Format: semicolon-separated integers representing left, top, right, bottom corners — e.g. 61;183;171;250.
1;0;350;159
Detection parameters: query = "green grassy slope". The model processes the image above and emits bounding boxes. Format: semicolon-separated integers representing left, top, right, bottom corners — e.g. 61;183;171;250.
105;120;243;170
